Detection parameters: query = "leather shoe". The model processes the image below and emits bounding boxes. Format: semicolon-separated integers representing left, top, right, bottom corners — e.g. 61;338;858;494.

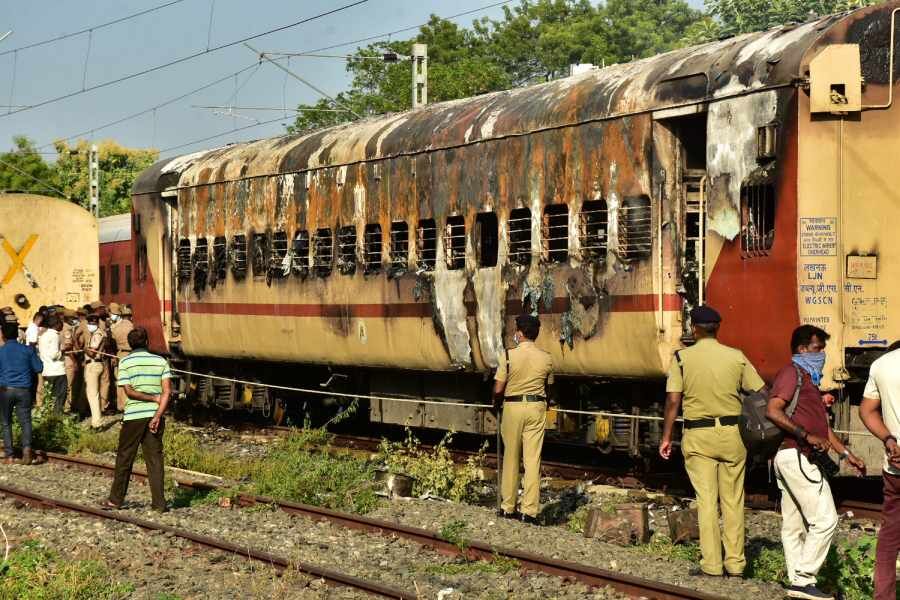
496;509;520;520
519;514;540;525
688;566;722;578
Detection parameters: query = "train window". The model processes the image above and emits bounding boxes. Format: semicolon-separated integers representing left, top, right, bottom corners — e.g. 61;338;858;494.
580;200;608;261
364;224;382;275
390;221;409;274
741;183;776;257
417;219;437;271
269;231;289;279
508;208;531;266
137;243;148;283
337;226;357;275
292;230;310;278
124;265;132;294
313;228;333;277
445;216;466;270
251;233;268;277
110;264;120;294
212;236;227;286
618;196;652;260
177;239;192;284
542;204;569;263
230;234;248;279
475;213;498;268
193;238;209;291
99;266;106;295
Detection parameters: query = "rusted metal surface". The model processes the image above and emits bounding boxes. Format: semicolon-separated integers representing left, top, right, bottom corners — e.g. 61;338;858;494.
40;451;722;600
0;481;416;600
0;193;99;323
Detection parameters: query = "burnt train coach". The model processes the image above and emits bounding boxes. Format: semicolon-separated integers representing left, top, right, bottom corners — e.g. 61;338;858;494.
0;192;99;321
132;3;900;467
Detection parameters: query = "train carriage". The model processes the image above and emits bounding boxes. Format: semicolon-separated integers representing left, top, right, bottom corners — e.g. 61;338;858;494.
132;3;900;470
0;192;99;321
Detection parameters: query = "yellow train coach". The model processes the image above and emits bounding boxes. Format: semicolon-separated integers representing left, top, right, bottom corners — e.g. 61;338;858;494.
0;192;99;322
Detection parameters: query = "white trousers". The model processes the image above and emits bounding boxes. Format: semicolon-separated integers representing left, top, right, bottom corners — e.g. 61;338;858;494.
84;361;104;428
773;448;839;587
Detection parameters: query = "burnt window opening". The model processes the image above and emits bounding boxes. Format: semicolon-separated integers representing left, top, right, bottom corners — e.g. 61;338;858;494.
292;230;310;278
137;243;148;283
475;212;498;268
212;236;227;287
269;231;289;280
110;264;120;295
364;224;382;275
390;221;409;275
445;215;466;270
618;196;652;261
508;207;532;266
230;234;248;279
177;239;192;284
542;204;569;263
99;266;106;295
337;225;357;275
192;238;209;292
417;219;437;271
124;265;132;294
741;183;776;257
580;200;608;261
313;228;333;278
251;233;269;277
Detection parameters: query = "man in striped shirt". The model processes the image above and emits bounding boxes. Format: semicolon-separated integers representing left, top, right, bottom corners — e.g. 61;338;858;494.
102;327;172;512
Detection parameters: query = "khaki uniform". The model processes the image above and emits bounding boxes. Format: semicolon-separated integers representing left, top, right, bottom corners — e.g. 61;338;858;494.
99;318;113;411
110;318;134;411
61;322;82;412
84;327;107;428
495;340;554;518
666;337;764;575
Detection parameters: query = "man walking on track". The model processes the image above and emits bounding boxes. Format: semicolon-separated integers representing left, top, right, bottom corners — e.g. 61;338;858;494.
101;327;172;513
859;343;900;600
659;305;765;578
493;314;553;525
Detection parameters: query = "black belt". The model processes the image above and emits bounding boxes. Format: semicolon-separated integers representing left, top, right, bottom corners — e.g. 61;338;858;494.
684;415;740;429
504;395;546;402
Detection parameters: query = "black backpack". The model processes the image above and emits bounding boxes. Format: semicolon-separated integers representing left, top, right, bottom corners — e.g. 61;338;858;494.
675;353;802;458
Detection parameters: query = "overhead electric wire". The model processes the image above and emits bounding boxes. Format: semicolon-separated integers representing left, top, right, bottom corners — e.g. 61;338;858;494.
0;0;190;57
158;115;286;156
0;156;69;198
0;0;370;119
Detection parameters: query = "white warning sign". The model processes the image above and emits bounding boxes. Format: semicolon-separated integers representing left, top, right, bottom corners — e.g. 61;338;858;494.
800;217;837;257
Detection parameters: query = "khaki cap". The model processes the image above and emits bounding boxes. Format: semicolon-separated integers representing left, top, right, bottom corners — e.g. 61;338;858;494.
121;305;133;316
89;301;104;310
62;309;77;319
109;302;122;315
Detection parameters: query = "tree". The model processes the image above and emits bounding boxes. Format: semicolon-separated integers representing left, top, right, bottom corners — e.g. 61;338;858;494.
704;0;880;37
0;136;59;197
288;0;703;134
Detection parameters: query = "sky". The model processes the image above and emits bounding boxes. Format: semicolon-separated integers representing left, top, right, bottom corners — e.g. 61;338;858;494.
0;0;704;160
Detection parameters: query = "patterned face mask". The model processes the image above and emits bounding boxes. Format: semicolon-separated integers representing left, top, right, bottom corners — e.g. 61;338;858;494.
793;352;826;386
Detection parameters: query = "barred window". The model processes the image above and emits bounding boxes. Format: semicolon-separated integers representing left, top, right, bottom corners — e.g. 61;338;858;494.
230;234;248;279
390;221;409;273
269;231;289;279
741;183;776;257
618;196;652;261
313;228;333;278
364;224;382;274
124;265;132;294
508;207;531;266
417;219;437;271
292;230;310;278
475;212;498;268
580;200;608;261
110;264;120;295
542;204;568;263
445;215;466;270
337;226;357;275
177;239;192;283
251;232;268;276
193;237;209;291
212;236;227;286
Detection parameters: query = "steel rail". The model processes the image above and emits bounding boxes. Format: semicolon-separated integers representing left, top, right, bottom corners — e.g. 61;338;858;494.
41;451;721;600
0;480;414;600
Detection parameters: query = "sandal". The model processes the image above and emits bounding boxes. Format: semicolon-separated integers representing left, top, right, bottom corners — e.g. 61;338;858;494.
97;499;122;511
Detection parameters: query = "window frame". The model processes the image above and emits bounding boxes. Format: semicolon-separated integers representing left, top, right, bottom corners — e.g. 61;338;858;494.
542;204;569;263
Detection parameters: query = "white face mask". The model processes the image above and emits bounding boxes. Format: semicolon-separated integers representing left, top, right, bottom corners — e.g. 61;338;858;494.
87;324;98;333
110;315;120;322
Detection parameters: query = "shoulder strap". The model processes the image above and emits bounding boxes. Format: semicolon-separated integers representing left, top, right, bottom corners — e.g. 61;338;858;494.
674;350;683;371
505;348;510;374
786;364;803;416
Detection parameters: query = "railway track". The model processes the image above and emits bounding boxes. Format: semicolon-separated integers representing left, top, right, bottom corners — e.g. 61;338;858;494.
0;480;414;599
38;451;724;600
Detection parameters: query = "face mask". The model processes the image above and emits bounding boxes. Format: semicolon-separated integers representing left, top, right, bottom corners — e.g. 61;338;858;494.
793;352;826;386
110;315;119;322
69;319;79;327
513;333;520;346
87;324;98;333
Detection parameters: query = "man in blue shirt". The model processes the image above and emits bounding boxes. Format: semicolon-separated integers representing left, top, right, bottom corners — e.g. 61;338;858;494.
0;321;43;464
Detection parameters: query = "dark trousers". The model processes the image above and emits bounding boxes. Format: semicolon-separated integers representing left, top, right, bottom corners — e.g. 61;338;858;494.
0;387;32;456
109;417;166;510
44;375;67;414
876;471;900;600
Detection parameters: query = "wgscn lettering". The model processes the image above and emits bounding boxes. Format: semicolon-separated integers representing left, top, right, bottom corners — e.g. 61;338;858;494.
0;234;39;287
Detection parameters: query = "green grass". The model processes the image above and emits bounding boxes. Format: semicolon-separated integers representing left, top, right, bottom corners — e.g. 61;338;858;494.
425;553;520;576
0;541;132;600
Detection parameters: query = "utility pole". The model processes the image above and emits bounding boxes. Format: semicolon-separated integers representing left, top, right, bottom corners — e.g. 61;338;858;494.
88;144;99;217
412;44;427;109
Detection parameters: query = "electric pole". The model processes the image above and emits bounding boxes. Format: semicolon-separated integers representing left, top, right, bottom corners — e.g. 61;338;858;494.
89;144;99;217
412;44;427;108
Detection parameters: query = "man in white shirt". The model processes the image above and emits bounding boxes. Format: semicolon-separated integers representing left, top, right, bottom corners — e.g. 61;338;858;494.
38;315;67;413
859;344;900;600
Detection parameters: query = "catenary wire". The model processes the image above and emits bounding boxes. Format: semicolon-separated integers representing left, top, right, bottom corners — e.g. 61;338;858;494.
0;0;370;119
0;0;190;57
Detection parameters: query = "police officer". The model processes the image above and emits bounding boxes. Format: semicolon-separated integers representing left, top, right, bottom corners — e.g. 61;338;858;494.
493;314;553;525
60;309;83;413
93;303;114;413
110;304;134;411
83;313;106;429
659;305;765;578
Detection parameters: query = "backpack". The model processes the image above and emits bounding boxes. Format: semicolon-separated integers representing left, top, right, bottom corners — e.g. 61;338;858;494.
675;352;802;458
